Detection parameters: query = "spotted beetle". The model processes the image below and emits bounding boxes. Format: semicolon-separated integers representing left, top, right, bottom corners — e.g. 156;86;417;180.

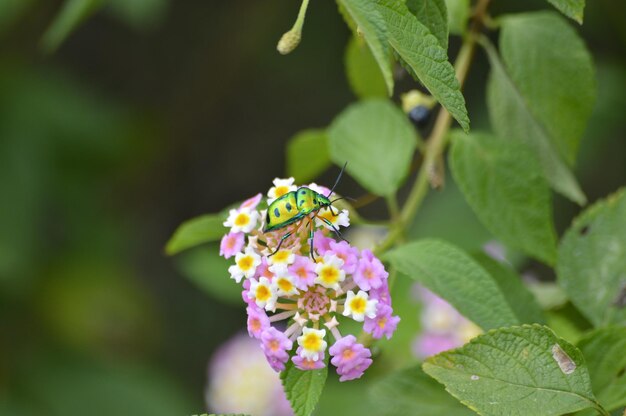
264;163;349;259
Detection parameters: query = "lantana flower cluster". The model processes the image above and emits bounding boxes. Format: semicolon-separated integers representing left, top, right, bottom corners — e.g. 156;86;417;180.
220;178;399;381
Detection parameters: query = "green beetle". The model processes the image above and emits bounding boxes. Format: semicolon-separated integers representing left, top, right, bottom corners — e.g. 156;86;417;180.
263;163;349;258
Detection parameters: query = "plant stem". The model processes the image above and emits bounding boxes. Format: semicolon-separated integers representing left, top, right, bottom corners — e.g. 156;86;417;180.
374;0;491;256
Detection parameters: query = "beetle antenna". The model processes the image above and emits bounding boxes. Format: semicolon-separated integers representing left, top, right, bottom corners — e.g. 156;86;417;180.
326;162;348;198
329;196;356;204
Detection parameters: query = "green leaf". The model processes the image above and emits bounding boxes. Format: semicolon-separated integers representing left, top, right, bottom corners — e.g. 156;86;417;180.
557;188;626;327
107;0;168;31
546;0;585;23
369;365;475;415
376;0;469;131
338;0;394;96
423;325;606;416
344;36;388;99
473;253;545;325
327;99;416;196
484;37;586;205
444;0;469;35
405;0;448;49
286;129;331;183
165;213;226;256
578;327;626;411
41;0;104;53
0;0;34;34
175;246;242;305
385;239;519;330
449;131;558;265
499;12;595;165
280;359;327;416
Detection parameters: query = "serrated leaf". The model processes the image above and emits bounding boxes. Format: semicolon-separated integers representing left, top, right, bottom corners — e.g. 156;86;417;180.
41;0;104;53
423;325;605;416
166;212;226;255
175;246;242;304
484;38;586;205
369;365;474;415
546;0;585;23
557;188;626;327
344;36;388;99
385;239;519;330
444;0;469;35
327;99;416;196
280;359;327;416
499;12;595;165
449;131;558;265
406;0;448;49
376;0;469;131
578;327;626;412
473;253;545;325
286;129;331;183
338;0;394;96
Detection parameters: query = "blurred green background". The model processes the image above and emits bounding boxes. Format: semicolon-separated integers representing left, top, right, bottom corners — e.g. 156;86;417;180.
0;0;624;415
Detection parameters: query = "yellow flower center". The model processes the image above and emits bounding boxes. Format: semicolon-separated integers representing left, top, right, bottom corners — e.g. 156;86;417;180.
364;268;374;280
277;277;294;293
378;317;387;329
302;332;321;351
238;256;253;271
275;186;289;198
320;266;339;285
256;285;270;301
349;297;366;314
319;210;336;223
234;213;250;227
273;250;290;263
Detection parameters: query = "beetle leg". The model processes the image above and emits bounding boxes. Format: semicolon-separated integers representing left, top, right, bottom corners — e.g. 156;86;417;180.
317;215;349;244
268;231;292;257
308;218;316;261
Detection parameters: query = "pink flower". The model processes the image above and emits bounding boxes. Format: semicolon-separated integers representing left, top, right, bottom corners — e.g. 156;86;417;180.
240;193;263;210
292;347;326;370
312;231;334;256
255;257;274;280
363;303;400;340
288;255;316;289
260;327;293;372
220;232;245;259
329;335;372;382
242;279;255;305
369;279;391;306
247;305;270;339
329;241;359;274
413;333;459;359
353;249;387;290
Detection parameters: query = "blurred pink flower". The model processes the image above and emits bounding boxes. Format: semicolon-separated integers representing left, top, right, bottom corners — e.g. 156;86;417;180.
206;333;293;416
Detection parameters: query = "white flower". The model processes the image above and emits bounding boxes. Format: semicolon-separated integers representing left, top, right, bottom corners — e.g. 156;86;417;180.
274;272;299;296
314;253;346;291
315;207;350;230
297;327;327;361
343;290;377;322
248;277;278;312
224;207;260;233
267;248;295;273
228;247;261;283
267;178;296;204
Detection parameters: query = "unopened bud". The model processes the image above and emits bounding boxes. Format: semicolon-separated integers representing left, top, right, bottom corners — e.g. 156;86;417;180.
277;30;302;55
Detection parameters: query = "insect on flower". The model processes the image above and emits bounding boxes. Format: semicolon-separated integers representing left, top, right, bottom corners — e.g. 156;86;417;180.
220;166;399;381
264;162;351;259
